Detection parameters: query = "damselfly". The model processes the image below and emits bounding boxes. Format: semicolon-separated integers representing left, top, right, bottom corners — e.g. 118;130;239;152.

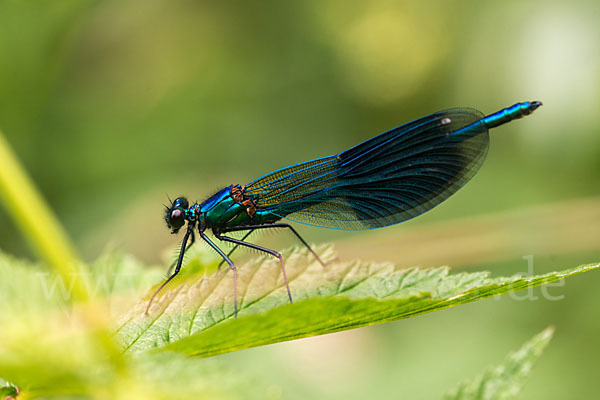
147;101;542;317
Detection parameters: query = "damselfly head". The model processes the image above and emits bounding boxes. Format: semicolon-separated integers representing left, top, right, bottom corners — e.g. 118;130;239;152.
164;196;189;234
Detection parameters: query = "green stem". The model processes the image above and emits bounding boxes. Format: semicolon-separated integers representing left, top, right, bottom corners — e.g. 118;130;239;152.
0;131;123;368
0;131;87;300
0;132;87;300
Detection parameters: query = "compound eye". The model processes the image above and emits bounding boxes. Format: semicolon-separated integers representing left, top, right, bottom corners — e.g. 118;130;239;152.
168;208;185;230
174;197;189;209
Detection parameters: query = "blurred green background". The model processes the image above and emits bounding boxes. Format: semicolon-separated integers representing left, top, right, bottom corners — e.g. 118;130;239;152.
1;0;599;398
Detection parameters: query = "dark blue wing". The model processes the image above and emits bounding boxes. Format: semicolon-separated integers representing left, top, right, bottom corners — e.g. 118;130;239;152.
244;108;489;230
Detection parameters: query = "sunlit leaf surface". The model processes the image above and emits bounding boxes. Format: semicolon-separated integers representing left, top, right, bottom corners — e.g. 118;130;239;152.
115;246;597;357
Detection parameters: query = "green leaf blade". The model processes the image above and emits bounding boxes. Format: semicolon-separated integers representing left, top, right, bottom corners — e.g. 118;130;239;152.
444;327;555;400
115;246;598;357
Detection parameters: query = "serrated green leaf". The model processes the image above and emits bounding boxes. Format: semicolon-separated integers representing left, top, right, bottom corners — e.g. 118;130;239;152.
0;251;277;399
0;250;163;327
444;327;554;400
114;245;598;357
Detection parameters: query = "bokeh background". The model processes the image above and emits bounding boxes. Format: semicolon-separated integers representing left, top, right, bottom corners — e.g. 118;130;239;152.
1;0;599;398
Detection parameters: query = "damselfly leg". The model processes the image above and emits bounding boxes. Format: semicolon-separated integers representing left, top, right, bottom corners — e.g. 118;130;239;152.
217;229;254;269
218;223;328;267
214;232;293;304
200;232;239;318
167;230;195;276
145;227;194;315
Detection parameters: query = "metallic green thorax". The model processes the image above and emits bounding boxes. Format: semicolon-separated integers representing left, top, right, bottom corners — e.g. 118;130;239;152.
196;185;279;231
